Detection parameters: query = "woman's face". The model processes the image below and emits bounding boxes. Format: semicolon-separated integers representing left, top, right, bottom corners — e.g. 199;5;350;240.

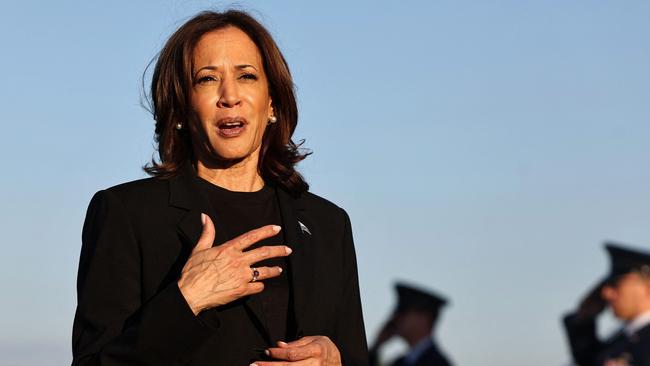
189;26;274;164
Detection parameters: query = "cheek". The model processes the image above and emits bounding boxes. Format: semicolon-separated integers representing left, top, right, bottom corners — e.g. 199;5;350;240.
254;121;268;140
628;284;647;301
615;285;642;306
248;88;272;116
251;100;270;138
192;94;216;118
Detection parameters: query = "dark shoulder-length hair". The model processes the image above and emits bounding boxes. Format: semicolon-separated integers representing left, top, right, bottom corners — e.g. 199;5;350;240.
144;10;310;195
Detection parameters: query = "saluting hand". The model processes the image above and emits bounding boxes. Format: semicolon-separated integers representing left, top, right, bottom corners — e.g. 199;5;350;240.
253;336;342;366
178;213;292;315
577;280;607;320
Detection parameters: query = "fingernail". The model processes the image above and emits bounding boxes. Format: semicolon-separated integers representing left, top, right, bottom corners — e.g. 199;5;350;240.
278;341;288;346
285;247;292;254
264;349;270;356
250;364;258;366
272;225;281;232
278;267;283;273
201;213;207;225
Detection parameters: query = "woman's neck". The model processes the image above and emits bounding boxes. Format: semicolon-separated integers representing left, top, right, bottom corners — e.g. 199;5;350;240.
196;155;264;192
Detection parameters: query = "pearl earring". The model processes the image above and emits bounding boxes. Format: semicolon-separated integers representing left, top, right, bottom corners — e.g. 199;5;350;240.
175;122;183;130
268;116;277;124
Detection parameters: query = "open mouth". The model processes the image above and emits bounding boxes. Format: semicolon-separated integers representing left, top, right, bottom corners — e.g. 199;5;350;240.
216;117;247;138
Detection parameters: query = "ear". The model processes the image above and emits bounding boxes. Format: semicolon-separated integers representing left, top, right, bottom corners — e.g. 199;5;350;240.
643;275;650;294
268;98;275;119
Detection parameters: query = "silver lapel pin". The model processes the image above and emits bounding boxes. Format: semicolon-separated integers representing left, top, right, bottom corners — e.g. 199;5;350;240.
298;220;311;235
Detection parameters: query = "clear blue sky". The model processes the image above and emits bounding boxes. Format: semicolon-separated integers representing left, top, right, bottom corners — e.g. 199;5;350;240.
1;1;649;365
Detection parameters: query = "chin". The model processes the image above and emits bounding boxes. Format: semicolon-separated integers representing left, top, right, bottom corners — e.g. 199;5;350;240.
612;308;632;321
210;145;257;162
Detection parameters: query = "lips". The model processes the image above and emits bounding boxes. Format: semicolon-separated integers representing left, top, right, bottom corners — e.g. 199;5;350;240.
215;117;247;138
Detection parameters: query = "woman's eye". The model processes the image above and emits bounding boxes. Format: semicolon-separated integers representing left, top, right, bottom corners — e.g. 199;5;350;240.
196;76;217;84
240;73;258;81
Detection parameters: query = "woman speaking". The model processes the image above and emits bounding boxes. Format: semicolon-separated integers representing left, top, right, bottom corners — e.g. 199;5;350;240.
72;10;368;366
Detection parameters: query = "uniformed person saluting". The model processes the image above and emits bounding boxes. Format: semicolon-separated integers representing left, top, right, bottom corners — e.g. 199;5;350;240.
370;283;453;366
563;243;650;366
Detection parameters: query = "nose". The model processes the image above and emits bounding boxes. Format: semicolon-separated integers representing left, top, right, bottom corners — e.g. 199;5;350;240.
217;76;241;108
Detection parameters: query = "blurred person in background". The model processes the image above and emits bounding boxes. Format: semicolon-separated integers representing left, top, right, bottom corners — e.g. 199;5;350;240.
71;10;367;366
369;283;453;366
563;243;650;366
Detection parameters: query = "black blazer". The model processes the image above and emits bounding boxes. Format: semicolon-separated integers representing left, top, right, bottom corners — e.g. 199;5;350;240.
72;166;369;365
564;312;650;366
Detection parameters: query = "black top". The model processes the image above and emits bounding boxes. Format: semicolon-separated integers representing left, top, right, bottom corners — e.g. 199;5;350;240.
197;178;291;344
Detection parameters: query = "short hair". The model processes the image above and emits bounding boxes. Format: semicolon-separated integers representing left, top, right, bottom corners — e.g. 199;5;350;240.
637;265;650;279
144;10;309;195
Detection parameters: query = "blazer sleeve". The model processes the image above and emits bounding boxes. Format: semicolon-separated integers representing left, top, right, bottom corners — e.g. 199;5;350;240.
332;208;369;366
72;190;217;366
563;312;603;366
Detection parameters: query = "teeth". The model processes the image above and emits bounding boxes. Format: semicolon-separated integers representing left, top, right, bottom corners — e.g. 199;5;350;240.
220;121;243;127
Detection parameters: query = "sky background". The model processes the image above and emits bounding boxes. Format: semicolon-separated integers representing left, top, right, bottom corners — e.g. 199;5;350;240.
1;1;649;365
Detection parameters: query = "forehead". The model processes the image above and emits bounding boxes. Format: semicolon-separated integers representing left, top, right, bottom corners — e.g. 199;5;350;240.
193;26;263;68
610;272;644;287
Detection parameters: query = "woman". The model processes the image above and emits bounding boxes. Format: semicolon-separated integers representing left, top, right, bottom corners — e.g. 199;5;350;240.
72;10;368;366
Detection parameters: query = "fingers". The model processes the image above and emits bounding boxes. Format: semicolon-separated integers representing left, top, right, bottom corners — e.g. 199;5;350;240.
193;213;216;253
249;266;284;282
230;225;282;251
266;342;321;362
252;361;308;366
277;337;315;348
243;245;292;264
255;336;340;366
246;282;265;295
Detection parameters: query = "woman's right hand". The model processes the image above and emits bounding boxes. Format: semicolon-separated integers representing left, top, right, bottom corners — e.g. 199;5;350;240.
178;213;292;315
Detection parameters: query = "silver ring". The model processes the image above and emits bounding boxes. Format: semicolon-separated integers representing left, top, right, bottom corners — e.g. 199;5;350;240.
251;267;260;282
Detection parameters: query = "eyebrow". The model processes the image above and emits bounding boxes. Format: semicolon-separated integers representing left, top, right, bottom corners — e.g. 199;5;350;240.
193;64;258;77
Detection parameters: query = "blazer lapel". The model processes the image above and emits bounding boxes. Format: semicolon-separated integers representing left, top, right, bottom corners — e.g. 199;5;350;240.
167;164;272;344
169;164;216;247
276;188;315;339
